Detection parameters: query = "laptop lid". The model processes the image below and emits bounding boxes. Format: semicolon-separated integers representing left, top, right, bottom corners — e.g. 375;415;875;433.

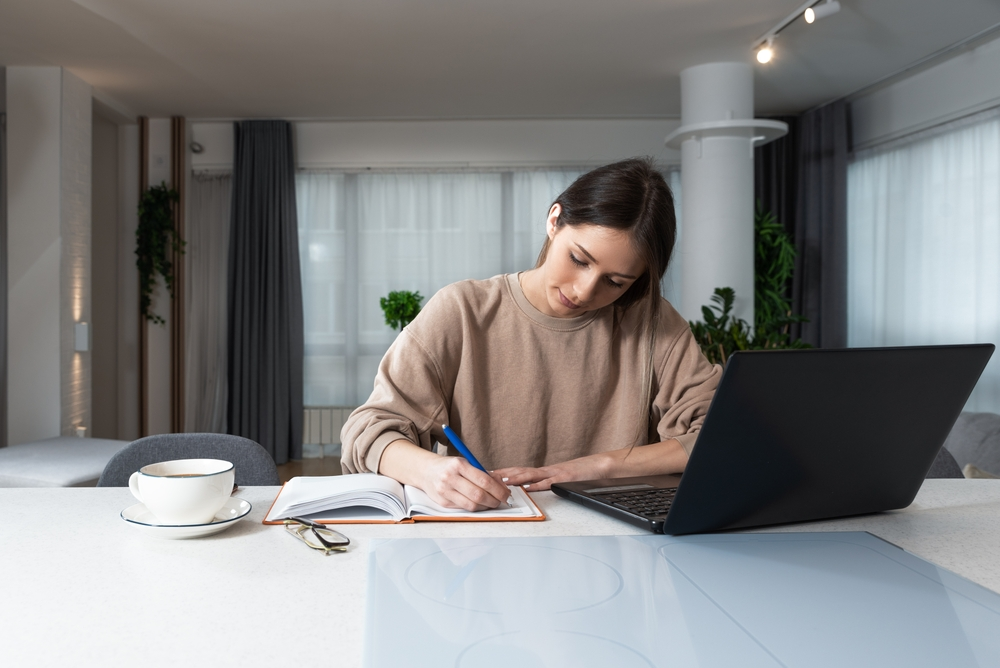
660;344;994;535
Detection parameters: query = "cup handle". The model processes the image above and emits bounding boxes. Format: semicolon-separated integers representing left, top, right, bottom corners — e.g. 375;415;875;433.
128;471;143;504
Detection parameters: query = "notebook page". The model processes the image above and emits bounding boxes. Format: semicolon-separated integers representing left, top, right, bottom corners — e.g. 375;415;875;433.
403;485;541;518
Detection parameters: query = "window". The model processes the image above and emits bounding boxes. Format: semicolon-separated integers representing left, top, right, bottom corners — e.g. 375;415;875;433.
848;109;1000;411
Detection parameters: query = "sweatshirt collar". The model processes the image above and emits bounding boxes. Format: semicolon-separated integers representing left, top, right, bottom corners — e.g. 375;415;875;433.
506;273;602;331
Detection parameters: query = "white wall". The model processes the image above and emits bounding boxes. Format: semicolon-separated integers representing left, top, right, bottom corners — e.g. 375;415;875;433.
60;70;92;438
6;66;91;445
7;67;62;445
191;118;682;170
851;32;1000;150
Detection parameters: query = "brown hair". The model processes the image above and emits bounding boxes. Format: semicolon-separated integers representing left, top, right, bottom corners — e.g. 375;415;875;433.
536;157;677;444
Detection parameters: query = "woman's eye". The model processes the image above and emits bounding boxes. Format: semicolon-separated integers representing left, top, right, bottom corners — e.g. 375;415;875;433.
569;251;623;288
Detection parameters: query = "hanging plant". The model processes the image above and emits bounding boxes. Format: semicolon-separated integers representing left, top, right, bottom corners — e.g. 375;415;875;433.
135;182;184;325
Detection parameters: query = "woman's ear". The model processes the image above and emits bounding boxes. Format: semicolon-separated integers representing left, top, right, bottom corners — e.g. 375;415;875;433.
546;203;562;240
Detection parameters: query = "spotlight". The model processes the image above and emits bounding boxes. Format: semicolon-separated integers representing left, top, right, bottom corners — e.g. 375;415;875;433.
805;0;841;23
756;37;774;64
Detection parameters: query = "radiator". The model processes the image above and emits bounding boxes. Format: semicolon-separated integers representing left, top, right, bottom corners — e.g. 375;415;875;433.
302;407;356;445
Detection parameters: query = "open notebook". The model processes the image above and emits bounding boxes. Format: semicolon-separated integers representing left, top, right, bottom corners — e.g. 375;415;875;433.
263;473;545;524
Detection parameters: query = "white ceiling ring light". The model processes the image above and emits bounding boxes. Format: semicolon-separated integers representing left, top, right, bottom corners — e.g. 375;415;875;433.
753;0;843;64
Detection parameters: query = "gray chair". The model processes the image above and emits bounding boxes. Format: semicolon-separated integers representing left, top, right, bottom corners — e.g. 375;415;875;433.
97;433;280;487
925;445;964;478
942;411;1000;477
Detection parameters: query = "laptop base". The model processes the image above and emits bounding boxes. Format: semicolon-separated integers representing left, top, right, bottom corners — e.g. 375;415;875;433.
552;474;682;533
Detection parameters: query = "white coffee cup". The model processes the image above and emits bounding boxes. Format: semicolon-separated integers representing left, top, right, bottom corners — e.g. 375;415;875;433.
128;459;235;525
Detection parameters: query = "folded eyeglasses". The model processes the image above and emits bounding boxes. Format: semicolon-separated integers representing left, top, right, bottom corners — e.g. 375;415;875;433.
283;516;350;555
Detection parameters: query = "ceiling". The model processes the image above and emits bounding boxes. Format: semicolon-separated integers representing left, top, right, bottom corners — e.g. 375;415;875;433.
2;0;1000;120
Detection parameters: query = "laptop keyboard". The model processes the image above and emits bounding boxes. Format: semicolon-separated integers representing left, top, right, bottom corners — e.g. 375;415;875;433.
594;487;678;517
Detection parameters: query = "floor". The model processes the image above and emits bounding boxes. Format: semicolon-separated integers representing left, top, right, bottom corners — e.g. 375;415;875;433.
275;456;342;483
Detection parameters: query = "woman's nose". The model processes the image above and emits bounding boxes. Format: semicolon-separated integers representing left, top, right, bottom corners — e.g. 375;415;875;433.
576;274;601;303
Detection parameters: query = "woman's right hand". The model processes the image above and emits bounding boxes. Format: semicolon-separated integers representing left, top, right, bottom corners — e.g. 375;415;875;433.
419;455;512;511
379;440;511;512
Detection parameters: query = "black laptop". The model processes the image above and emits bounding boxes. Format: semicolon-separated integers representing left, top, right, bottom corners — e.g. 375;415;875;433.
552;344;994;535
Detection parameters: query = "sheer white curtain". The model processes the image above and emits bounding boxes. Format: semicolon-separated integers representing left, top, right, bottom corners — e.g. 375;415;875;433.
510;170;586;269
297;168;591;406
356;172;507;400
185;172;232;432
848;109;1000;412
297;173;347;406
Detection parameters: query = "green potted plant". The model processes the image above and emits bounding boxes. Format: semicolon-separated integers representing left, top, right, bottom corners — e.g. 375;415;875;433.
380;290;424;331
689;203;810;365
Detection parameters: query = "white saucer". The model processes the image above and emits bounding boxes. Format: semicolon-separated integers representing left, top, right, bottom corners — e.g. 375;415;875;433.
121;497;252;539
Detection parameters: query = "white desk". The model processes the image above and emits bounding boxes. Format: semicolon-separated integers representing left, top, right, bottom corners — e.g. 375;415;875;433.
1;480;999;667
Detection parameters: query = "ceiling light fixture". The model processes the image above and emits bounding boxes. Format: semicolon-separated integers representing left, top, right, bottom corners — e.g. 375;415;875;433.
757;37;775;64
805;0;841;24
752;0;840;65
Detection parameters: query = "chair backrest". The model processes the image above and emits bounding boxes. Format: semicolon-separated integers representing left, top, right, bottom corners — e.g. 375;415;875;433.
97;433;280;487
925;445;963;479
943;411;1000;477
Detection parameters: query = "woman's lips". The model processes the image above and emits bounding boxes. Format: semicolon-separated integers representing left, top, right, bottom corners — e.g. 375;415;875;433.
558;289;580;309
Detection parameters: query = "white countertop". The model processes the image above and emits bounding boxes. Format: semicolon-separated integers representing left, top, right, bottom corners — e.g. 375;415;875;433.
1;480;999;667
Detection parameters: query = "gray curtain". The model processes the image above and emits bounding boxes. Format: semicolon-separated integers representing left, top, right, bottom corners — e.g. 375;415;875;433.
792;100;849;348
227;121;304;464
754;115;799;242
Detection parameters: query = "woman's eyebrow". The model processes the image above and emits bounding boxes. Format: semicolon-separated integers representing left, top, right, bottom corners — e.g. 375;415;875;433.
574;243;639;279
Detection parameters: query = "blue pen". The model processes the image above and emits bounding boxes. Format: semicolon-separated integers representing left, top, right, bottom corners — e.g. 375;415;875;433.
442;424;513;507
442;424;486;471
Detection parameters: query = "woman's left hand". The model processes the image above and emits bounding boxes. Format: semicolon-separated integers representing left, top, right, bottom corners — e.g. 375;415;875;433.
492;457;610;492
491;438;690;491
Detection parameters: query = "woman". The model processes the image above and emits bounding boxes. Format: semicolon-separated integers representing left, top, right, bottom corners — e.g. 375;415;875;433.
341;157;720;511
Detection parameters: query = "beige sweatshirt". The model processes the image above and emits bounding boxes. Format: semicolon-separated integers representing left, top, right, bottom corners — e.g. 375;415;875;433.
341;273;721;474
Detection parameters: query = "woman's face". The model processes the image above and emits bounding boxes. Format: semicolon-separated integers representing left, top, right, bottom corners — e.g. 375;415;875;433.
535;204;646;318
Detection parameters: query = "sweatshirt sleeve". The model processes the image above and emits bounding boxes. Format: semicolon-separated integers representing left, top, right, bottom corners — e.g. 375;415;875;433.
339;328;450;473
340;284;474;474
651;306;722;455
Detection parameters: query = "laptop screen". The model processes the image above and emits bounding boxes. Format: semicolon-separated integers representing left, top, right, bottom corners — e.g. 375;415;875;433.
661;344;994;534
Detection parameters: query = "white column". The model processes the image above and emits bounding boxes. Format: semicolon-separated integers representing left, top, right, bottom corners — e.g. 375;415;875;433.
6;67;92;445
666;62;787;324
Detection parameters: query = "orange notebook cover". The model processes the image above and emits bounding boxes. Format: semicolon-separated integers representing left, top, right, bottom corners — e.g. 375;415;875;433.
262;474;546;525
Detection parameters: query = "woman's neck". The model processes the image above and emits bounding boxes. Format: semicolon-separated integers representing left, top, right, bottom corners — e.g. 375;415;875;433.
517;269;550;316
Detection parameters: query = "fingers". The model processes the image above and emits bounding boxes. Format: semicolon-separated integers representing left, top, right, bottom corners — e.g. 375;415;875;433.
433;485;493;512
429;458;510;511
488;470;509;486
491;467;551;487
427;479;490;512
522;477;557;491
460;465;511;507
